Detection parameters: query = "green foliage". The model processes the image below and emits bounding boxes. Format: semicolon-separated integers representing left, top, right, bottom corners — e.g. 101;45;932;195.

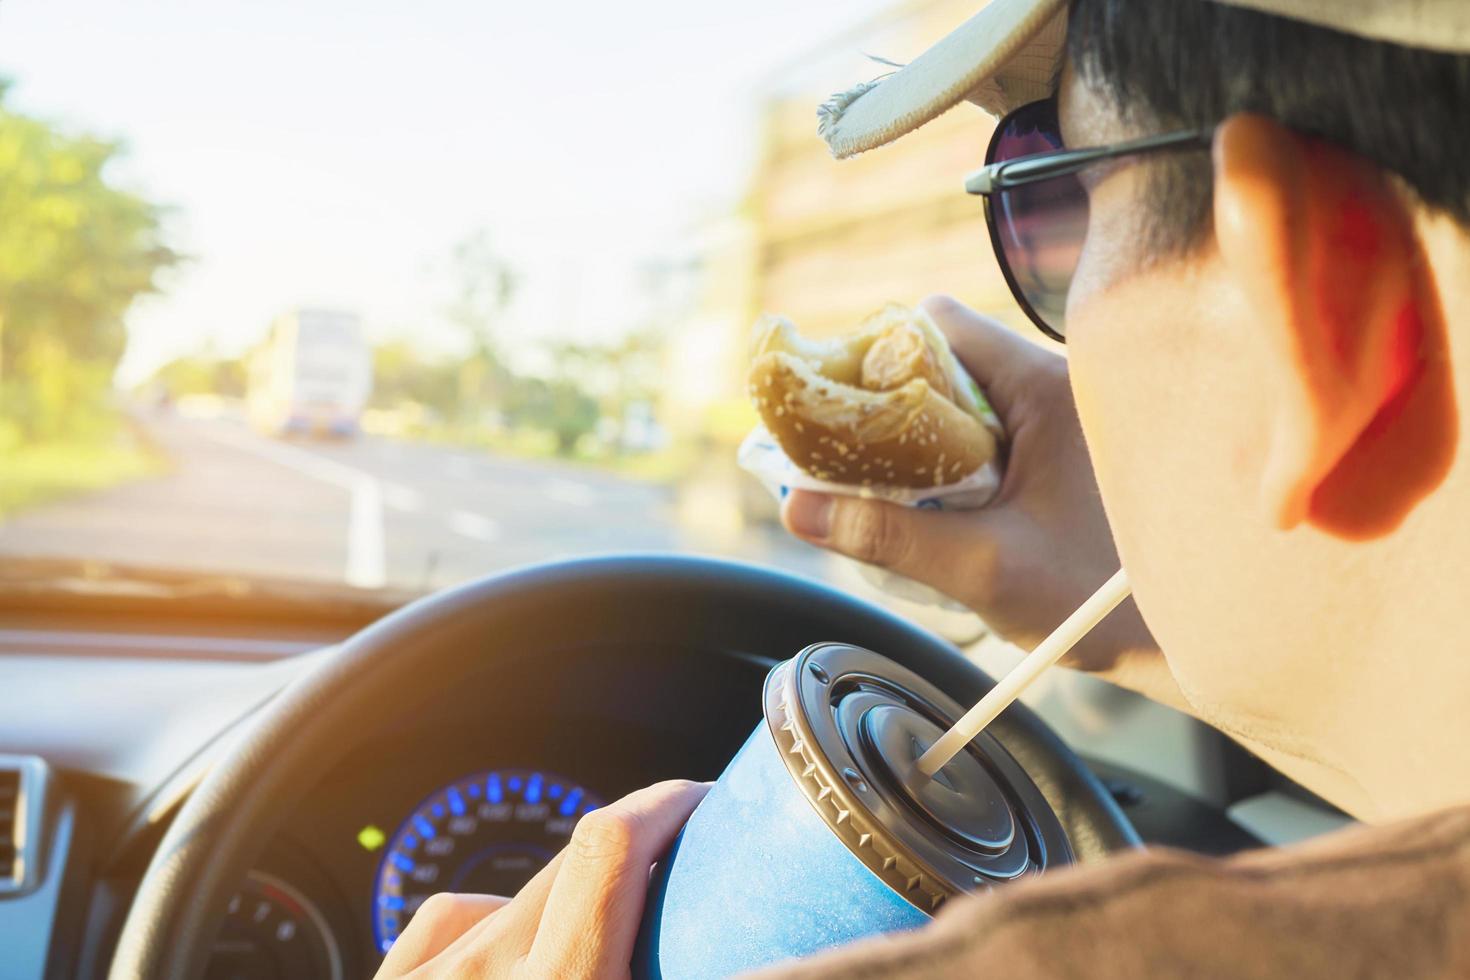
504;375;600;454
0;84;180;441
545;330;666;453
0;427;163;518
148;354;246;398
370;341;462;419
367;231;662;459
443;232;518;414
453;351;515;421
0;334;120;442
446;230;517;360
372;339;601;457
548;328;666;406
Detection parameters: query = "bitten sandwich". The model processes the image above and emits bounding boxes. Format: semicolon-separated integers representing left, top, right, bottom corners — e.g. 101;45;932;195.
748;304;1002;489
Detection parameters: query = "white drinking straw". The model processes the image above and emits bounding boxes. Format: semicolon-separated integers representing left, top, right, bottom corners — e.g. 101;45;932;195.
915;567;1132;778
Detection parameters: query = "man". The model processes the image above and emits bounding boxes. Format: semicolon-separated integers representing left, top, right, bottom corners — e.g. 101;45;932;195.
377;0;1470;975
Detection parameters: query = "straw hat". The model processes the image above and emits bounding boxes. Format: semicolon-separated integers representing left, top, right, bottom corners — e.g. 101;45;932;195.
817;0;1470;159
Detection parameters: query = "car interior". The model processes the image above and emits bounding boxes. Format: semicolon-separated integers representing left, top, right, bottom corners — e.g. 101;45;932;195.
1;553;1351;978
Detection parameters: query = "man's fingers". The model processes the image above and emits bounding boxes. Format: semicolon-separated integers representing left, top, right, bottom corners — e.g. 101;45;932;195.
449;848;569;959
384;852;569;977
782;490;1000;608
375;893;509;974
919;293;1053;419
379;782;709;978
525;779;710;977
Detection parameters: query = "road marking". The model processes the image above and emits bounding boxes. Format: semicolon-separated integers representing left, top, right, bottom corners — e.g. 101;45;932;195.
449;510;501;542
347;476;387;587
383;483;424;513
194;425;388;588
544;478;596;508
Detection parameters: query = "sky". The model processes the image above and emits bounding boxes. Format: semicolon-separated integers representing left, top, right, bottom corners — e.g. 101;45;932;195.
0;0;895;383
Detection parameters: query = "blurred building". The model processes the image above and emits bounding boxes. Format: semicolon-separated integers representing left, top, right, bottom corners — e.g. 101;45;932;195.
752;0;1022;338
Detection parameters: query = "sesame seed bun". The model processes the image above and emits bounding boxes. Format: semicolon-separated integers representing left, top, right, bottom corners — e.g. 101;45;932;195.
747;305;1001;490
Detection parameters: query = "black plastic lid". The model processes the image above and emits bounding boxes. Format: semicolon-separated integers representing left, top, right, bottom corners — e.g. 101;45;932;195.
764;643;1072;912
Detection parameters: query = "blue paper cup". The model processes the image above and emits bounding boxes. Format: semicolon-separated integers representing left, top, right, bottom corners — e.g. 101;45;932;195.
634;643;1070;979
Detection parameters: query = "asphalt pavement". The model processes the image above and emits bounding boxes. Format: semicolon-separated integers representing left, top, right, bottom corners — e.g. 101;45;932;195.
0;412;836;595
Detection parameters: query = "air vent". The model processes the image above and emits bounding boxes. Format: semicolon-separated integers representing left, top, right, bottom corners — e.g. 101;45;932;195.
0;755;49;897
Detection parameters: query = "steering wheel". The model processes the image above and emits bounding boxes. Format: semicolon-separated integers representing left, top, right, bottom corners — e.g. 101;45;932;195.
109;554;1139;979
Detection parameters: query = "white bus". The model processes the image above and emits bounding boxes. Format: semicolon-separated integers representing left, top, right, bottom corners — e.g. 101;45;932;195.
248;309;372;438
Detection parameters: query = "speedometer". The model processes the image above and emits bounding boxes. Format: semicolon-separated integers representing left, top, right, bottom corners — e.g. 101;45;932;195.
371;769;604;955
208;870;343;980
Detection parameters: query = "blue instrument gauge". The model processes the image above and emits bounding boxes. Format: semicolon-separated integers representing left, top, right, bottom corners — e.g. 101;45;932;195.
371;769;603;956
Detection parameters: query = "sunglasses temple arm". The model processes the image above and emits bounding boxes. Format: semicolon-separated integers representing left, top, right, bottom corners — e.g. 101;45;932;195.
965;128;1215;196
965;145;1109;194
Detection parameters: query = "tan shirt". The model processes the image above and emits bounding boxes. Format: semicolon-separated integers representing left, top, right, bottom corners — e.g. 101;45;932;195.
752;804;1470;979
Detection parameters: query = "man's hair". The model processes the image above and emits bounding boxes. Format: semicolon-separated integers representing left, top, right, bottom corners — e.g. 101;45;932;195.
1067;0;1470;256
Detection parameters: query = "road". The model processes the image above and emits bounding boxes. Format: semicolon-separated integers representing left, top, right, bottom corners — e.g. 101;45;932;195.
0;413;836;594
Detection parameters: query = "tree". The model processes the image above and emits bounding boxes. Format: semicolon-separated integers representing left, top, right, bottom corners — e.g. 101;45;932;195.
370;341;461;419
547;328;667;453
505;375;599;455
445;230;517;419
0;81;180;439
148;354;246;399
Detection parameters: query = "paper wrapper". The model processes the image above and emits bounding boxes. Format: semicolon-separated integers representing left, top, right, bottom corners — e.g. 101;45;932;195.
739;424;1002;610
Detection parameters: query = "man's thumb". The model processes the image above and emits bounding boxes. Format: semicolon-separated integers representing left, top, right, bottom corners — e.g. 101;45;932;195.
783;491;919;570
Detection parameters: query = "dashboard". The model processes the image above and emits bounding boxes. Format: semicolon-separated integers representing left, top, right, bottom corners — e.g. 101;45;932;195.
210;643;767;977
221;756;613;978
1;616;771;979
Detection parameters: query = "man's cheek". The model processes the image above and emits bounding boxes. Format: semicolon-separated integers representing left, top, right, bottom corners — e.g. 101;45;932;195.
1065;349;1107;459
1065;295;1204;611
1064;331;1142;537
1065;296;1147;484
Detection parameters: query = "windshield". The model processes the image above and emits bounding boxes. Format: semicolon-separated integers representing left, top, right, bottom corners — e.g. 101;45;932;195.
0;0;1026;602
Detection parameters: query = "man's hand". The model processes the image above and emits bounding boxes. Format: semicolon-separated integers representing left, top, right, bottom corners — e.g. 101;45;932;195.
782;296;1172;695
374;779;709;980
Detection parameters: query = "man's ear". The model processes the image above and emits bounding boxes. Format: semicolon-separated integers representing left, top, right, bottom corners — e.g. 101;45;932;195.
1213;113;1456;540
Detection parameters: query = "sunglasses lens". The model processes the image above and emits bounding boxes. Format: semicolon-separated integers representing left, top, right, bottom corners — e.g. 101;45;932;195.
988;102;1089;339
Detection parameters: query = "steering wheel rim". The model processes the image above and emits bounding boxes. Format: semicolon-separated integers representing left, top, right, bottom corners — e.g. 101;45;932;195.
108;554;1139;979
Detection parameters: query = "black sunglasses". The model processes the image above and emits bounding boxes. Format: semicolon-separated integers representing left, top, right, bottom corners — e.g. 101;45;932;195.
967;99;1212;343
